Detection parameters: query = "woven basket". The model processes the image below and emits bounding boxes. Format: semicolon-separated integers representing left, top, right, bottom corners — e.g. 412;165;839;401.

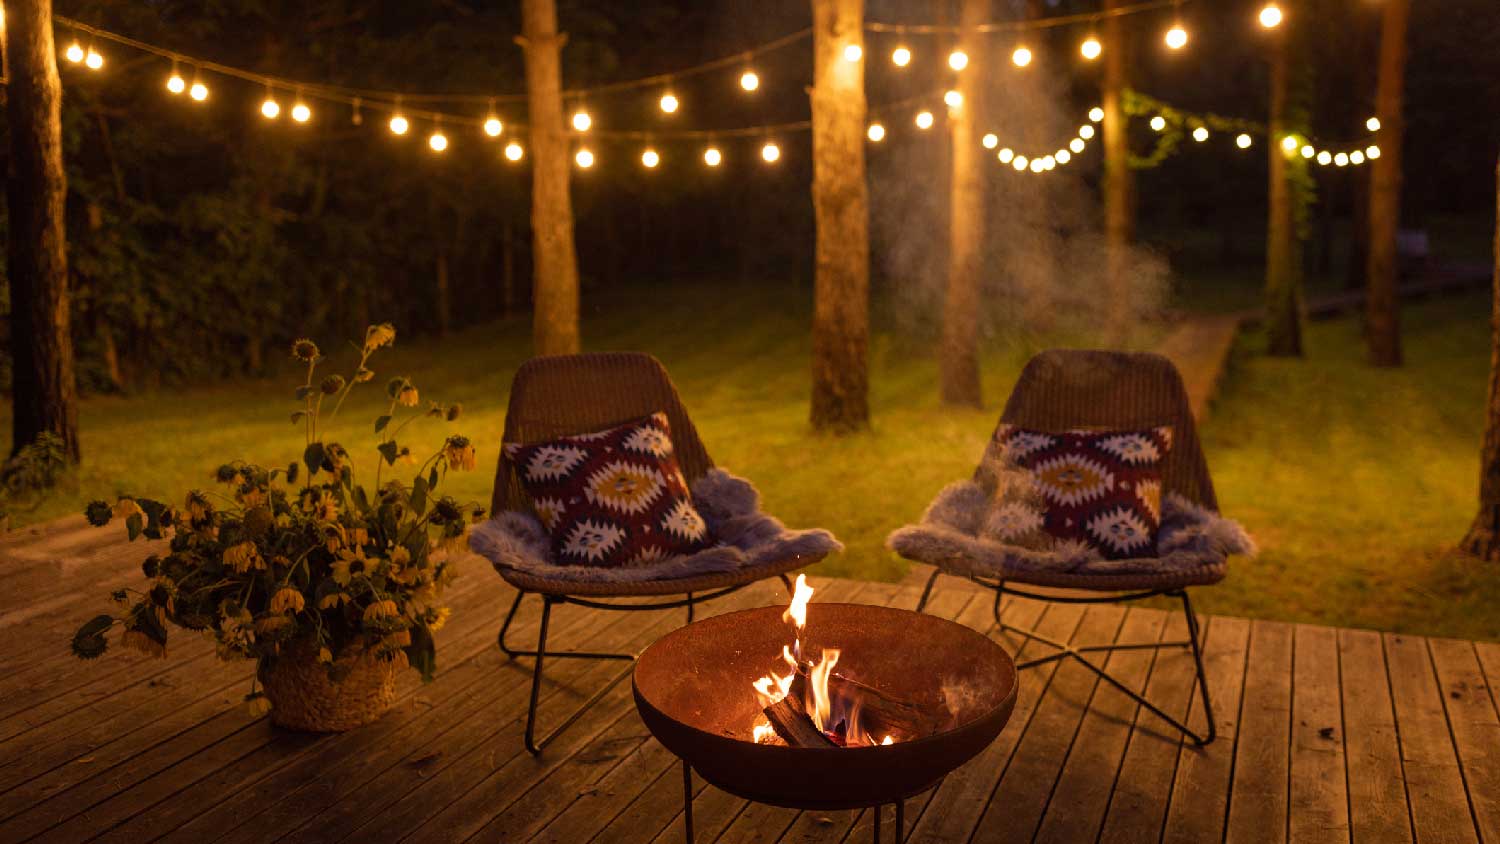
260;641;399;732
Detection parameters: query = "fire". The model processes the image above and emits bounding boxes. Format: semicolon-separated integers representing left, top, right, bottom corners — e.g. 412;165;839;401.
807;648;840;731
783;573;813;631
752;719;776;744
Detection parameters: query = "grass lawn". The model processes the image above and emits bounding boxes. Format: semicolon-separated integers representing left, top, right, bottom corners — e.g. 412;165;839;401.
4;280;1499;642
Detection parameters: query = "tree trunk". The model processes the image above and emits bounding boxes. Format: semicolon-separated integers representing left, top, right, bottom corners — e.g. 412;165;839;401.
1265;33;1304;357
1366;0;1409;367
939;0;987;408
5;0;80;461
519;0;580;356
808;0;870;433
1102;0;1133;343
1460;158;1500;561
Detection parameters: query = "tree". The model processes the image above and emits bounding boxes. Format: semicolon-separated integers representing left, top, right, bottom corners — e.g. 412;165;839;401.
1366;0;1410;367
1264;23;1304;356
519;0;581;356
808;0;870;433
5;0;81;461
1102;0;1132;339
939;0;988;408
1460;159;1500;561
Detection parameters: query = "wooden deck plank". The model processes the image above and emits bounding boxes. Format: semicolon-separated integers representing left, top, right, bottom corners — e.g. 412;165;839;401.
1427;638;1500;843
1338;628;1414;844
1223;619;1294;844
1162;615;1252;844
1288;624;1351;844
1385;632;1480;844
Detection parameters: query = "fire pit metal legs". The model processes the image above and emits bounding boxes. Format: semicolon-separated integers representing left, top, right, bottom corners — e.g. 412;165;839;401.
678;761;907;844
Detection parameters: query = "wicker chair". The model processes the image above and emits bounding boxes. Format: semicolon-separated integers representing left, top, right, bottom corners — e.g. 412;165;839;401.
906;350;1226;746
489;352;828;753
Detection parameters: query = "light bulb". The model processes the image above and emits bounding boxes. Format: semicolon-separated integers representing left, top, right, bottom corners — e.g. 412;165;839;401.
1366;116;1381;132
1079;125;1096;140
659;93;679;114
948;50;968;71
1366;145;1381;159
429;132;448;152
484;117;503;137
571;110;591;132
642;149;659;168
843;44;862;62
1149;116;1166;132
575;148;594;168
1030;158;1044;173
761;142;781;163
167;74;186;94
1013;155;1029;171
1281;135;1298;153
1301;144;1315;158
1089;106;1105;123
1259;3;1283;28
1236;133;1252;149
1165;24;1188;50
915;110;934;130
1081;37;1102;60
1070;138;1086;153
1335;152;1349;167
1317;150;1332;165
85;49;103;70
704;147;722;167
1057;149;1071;164
944;90;963;108
1350;150;1366;165
740;71;759;91
867;123;886;142
291;103;311;123
1193;126;1209;142
982;133;998;149
892;47;912;67
189;82;209;101
1042;155;1056;170
261;98;281;119
998;148;1015;163
504;142;524;162
389;115;409;135
64;43;84;63
1012;46;1032;67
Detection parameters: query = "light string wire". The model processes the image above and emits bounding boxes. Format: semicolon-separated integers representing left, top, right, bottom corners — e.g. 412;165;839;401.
864;0;1186;34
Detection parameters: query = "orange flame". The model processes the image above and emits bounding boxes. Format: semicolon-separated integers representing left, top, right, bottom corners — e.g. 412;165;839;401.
783;574;813;631
752;719;777;743
807;648;840;732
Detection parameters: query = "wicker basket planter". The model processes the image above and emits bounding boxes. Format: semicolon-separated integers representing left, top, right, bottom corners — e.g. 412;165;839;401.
259;642;399;732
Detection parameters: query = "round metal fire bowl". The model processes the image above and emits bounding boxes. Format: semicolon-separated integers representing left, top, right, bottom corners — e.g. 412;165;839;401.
633;603;1018;811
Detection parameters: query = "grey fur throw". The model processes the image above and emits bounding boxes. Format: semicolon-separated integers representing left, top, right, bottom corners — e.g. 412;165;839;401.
469;468;843;583
887;480;1254;578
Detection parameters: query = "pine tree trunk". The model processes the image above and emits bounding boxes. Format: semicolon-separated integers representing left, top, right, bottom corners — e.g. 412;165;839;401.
808;0;870;433
939;0;987;408
5;0;80;461
1265;33;1303;357
1460;158;1500;561
519;0;580;356
1366;0;1409;367
1102;0;1133;342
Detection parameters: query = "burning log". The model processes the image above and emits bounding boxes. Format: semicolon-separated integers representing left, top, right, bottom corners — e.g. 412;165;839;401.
763;669;836;747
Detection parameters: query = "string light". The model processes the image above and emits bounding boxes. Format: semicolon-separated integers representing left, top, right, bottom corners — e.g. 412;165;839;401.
1259;3;1283;28
1366;145;1381;159
659;93;679;114
504;141;524;162
1013;155;1029;171
1193;126;1209;142
1334;151;1349;166
1366;116;1381;132
389;112;410;134
1165;24;1189;50
1056;149;1071;164
1042;155;1056;170
1029;158;1044;173
291;101;311;123
947;50;969;71
1081;36;1102;60
429;130;448;152
1350;150;1365;165
1089;107;1105;123
1301;144;1315;158
64;42;84;63
351;98;363;126
892;47;912;67
867;123;886;142
1069;138;1085;153
642;148;660;168
484;116;503;136
1012;46;1032;67
944;90;963;109
1317;150;1332;165
704;146;722;167
1149;116;1166;131
189;77;209;102
85;46;104;70
740;71;759;92
998;148;1015;163
1281;135;1298;153
843;44;863;62
571;109;592;132
575;148;594;168
761;141;781;163
166;63;186;94
1236;133;1252;149
1079;124;1096;140
982;133;998;149
915;110;934;130
260;92;281;119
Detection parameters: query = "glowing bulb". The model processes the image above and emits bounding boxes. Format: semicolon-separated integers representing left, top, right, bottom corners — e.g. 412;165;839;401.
642;148;659;168
84;49;103;70
1281;135;1298;153
166;74;186;94
189;82;209;102
944;90;963;108
1259;3;1283;28
915;110;934;130
1350;150;1365;165
1079;125;1096;140
761;142;780;163
429;132;448;152
1366;145;1381;159
1057;149;1071;164
704;146;722;167
1165;24;1188;50
998;148;1015;163
1317;150;1332;165
1012;46;1032;67
843;44;863;62
948;50;969;71
291;103;311;123
982;133;998;149
1030;158;1045;173
1013;155;1029;171
1335;152;1349;167
1070;138;1086;153
1081;37;1102;60
260;98;281;119
1089;106;1105;123
571;110;591;132
740;71;759;91
1301;144;1315;158
504;142;524;162
867;123;885;142
659;93;679;114
64;42;84;63
1042;155;1056;170
892;47;912;67
1192;126;1209;142
484;117;503;137
575;148;594;168
389;115;409;135
1366;116;1381;132
1236;133;1252;149
1149;116;1166;132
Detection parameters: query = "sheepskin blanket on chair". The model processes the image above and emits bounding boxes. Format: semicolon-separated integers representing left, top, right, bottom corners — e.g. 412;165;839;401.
887;480;1255;579
469;469;843;584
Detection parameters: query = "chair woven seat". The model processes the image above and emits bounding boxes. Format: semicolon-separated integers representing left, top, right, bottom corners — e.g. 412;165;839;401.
493;553;813;598
996;560;1226;591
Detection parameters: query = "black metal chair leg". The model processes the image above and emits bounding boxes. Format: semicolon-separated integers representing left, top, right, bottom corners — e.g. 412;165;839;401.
682;761;695;844
518;596;635;755
1180;590;1217;746
497;590;527;657
914;568;941;613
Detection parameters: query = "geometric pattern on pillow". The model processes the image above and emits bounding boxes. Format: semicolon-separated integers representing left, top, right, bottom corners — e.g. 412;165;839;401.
502;412;713;567
985;424;1173;560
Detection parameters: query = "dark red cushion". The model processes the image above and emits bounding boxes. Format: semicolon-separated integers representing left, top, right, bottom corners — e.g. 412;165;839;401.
503;413;713;567
989;425;1172;559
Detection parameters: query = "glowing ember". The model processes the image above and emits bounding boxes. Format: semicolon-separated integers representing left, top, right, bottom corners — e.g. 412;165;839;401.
752;720;777;744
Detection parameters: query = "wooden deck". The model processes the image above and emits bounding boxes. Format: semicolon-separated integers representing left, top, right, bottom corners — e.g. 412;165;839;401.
3;517;1499;844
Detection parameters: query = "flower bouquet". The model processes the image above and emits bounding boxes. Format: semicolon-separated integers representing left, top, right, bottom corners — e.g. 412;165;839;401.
70;325;483;731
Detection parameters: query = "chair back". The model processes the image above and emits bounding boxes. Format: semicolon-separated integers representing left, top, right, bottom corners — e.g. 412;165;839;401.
996;349;1219;510
490;352;714;515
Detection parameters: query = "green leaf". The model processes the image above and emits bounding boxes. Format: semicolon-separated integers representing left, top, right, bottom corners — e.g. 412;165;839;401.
303;443;325;477
295;385;314;400
410;476;428;516
353;484;371;513
405;622;437;683
377;441;399;466
427;466;439;490
375;415;391;433
290;411;306;425
126;513;144;541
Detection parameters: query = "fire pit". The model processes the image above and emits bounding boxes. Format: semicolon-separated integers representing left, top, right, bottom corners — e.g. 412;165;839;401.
633;579;1018;842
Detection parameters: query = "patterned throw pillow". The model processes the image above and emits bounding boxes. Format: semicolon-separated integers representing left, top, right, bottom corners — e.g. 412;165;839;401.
502;413;713;567
980;425;1173;560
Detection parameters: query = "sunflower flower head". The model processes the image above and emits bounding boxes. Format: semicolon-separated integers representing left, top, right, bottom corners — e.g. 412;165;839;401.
291;338;320;362
364;323;396;353
443;436;477;472
320;374;346;396
270;587;306;614
85;500;113;527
